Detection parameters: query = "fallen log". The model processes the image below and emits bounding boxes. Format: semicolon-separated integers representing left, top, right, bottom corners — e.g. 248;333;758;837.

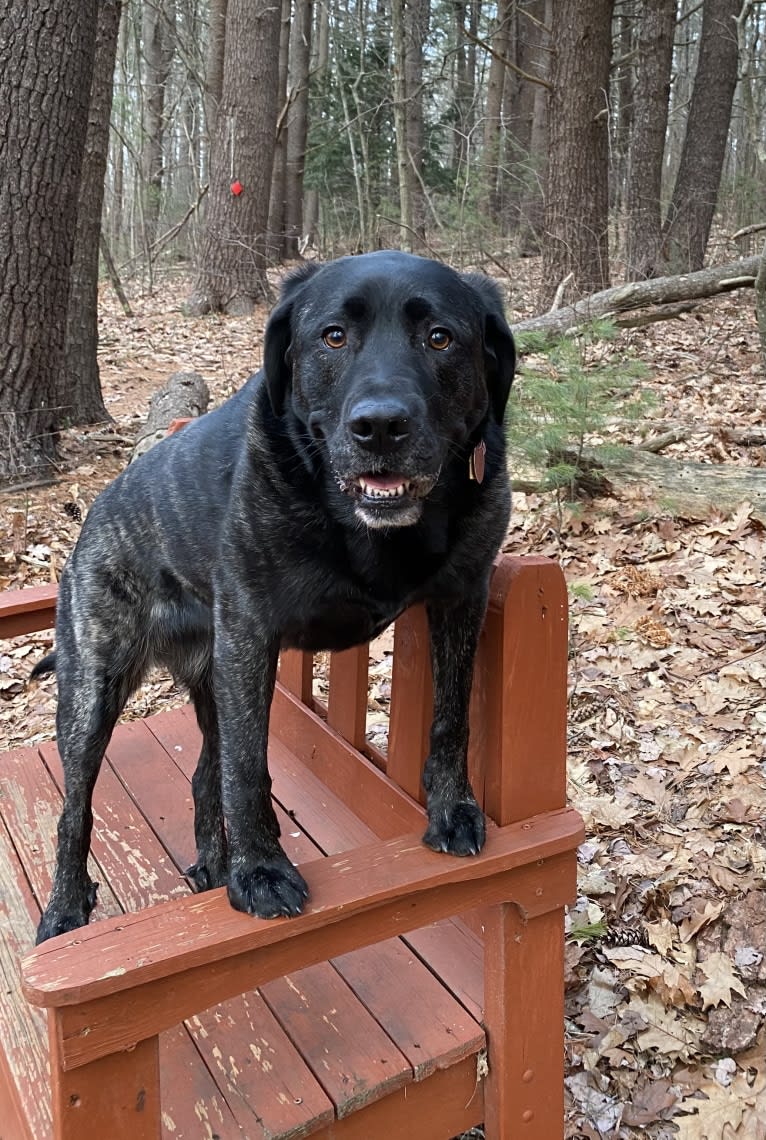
512;445;766;525
131;370;210;462
510;256;761;345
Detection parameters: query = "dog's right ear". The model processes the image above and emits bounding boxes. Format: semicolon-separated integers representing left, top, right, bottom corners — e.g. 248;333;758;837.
263;263;321;415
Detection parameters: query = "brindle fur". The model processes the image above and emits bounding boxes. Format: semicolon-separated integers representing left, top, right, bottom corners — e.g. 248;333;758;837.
34;251;515;943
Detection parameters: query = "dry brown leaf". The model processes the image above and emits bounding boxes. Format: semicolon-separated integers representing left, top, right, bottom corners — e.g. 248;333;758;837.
698;951;748;1010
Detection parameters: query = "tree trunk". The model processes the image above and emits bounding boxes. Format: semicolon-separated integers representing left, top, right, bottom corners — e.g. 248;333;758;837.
204;0;228;142
515;0;551;254
284;0;313;258
755;240;766;376
302;0;330;250
404;0;428;245
109;10;130;255
267;0;292;261
662;0;740;272
186;0;281;314
391;0;414;249
624;0;676;280
482;0;512;223
66;0;123;428
141;0;176;248
0;0;98;485
541;0;615;306
610;3;636;219
451;0;473;178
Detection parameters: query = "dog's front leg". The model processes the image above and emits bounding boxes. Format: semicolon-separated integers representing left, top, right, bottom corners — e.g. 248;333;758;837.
422;589;488;857
213;609;309;918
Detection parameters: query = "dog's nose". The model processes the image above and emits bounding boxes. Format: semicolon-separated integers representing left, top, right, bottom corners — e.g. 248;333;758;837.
347;397;411;451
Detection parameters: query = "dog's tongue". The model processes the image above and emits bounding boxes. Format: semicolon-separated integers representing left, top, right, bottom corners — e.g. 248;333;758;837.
363;474;405;490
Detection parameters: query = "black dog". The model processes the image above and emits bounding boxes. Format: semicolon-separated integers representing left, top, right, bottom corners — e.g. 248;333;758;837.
33;251;515;944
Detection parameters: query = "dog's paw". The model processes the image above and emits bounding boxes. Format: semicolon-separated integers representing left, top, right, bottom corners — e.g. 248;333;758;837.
36;881;99;945
423;799;486;857
227;856;309;919
185;859;227;892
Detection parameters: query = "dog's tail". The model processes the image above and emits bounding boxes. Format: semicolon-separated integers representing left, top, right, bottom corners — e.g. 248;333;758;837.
30;652;57;679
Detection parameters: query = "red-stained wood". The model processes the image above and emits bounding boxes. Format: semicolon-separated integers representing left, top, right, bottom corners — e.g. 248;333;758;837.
483;556;569;825
386;605;432;802
483;904;567;1139
278;649;314;703
403;918;483;1024
0;745;122;922
316;1053;482;1140
1;555;582;1140
327;645;369;749
261;963;411;1118
22;838;580;1075
48;1016;161;1140
0;1042;34;1140
183;992;335;1138
0;812;52;1140
41;727;336;1139
332;938;483;1080
142;707;483;1128
40;740;189;915
0;583;57;639
270;684;424;839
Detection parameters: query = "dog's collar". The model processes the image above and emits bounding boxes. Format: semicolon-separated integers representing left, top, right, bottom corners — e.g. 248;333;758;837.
468;439;486;484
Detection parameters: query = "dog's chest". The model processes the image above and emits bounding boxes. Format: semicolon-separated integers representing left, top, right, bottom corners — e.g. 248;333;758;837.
280;591;404;653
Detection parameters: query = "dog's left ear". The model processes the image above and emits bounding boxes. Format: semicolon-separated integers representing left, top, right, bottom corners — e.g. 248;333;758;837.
463;274;516;424
263;263;321;415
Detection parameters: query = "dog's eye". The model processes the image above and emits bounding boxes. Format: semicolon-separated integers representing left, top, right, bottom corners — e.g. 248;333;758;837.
322;326;347;349
427;328;452;351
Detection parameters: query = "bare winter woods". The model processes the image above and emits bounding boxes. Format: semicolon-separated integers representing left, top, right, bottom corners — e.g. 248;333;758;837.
1;0;765;480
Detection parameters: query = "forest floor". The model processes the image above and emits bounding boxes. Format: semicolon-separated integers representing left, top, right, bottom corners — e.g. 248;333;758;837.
1;260;765;1139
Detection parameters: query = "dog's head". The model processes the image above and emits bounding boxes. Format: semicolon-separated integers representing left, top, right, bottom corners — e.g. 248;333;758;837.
263;251;515;530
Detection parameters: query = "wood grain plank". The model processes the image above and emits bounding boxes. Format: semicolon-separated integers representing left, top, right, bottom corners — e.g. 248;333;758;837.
261;963;410;1118
0;749;245;1140
313;1053;483;1140
40;740;189;914
158;1025;244;1140
184;992;334;1139
268;737;378;855
100;719;198;872
148;709;486;1036
48;1020;161;1140
22;832;582;1071
148;711;485;1112
0;583;57;639
0;746;121;922
332;938;483;1080
278;650;314;703
327;646;368;750
270;686;424;839
92;716;335;1138
483;904;567;1139
0;813;51;1140
403;919;483;1023
386;606;432;803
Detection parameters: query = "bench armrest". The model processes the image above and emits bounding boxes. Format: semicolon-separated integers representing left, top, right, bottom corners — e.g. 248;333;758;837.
23;809;583;1072
0;583;57;639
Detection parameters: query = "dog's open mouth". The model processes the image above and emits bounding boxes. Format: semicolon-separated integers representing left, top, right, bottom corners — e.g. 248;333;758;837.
338;472;437;504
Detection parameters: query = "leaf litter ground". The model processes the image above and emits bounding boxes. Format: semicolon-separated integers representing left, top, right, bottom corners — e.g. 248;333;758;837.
1;267;764;1139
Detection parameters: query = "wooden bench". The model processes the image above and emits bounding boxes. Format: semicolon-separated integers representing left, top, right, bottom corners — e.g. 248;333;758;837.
0;555;583;1140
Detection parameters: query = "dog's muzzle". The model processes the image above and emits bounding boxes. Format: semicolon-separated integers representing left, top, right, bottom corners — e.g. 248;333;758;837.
335;471;438;529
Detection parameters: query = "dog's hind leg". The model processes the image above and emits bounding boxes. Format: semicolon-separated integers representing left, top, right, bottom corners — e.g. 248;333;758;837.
36;659;137;944
186;674;228;891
